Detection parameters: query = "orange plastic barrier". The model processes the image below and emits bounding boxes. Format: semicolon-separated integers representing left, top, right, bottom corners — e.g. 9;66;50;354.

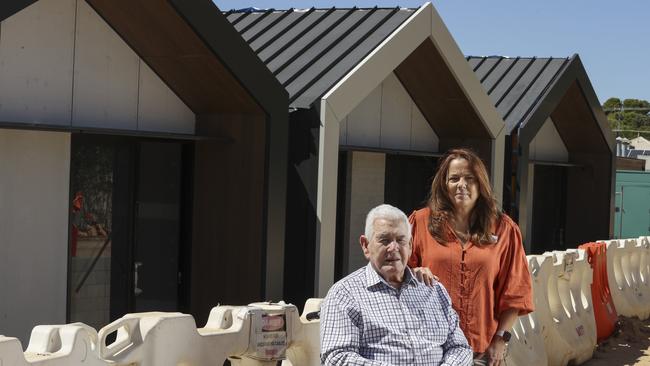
579;242;618;342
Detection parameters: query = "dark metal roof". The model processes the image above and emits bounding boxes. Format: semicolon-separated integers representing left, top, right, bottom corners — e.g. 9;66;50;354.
226;8;416;108
467;56;571;133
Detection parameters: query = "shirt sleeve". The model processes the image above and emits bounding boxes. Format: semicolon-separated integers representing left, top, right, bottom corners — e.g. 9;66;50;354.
495;217;535;316
436;284;473;366
408;211;423;268
320;284;393;366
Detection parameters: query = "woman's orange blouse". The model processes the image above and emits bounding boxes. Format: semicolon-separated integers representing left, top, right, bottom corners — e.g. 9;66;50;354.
408;207;534;353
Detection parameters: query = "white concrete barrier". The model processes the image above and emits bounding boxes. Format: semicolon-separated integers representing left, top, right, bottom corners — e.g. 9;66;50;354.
527;254;573;366
0;323;105;365
505;256;548;366
526;250;596;366
13;240;650;366
282;298;322;366
605;238;650;320
505;311;547;366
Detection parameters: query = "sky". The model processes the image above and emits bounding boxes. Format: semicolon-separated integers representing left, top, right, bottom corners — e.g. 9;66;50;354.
213;0;650;104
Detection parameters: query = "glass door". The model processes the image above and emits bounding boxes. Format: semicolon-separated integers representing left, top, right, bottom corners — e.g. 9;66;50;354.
133;141;182;312
69;136;185;327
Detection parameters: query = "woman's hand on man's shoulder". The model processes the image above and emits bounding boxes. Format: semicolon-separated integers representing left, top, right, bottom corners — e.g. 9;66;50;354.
412;266;438;287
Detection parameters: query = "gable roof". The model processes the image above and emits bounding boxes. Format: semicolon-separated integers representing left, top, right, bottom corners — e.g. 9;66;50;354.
468;54;614;153
467;56;570;133
225;7;416;108
2;0;288;116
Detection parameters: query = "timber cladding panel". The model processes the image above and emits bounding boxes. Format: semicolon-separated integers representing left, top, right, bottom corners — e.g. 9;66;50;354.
394;39;490;140
551;81;610;155
85;0;261;115
191;114;267;323
551;81;612;244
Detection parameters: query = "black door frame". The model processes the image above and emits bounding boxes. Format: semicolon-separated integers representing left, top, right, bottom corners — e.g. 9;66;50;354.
66;134;193;323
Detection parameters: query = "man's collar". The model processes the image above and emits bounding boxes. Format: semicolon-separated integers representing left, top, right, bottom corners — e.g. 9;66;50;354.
364;262;418;290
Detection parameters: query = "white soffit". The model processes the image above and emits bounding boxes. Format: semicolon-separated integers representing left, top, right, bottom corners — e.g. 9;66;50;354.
321;2;504;139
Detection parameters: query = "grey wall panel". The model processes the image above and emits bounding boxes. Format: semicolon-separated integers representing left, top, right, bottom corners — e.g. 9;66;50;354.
346;82;381;147
339;116;348;145
345;151;385;275
529;117;568;162
411;101;439;151
137;62;195;134
0;0;75;125
0;129;70;344
379;72;412;149
72;0;139;130
0;0;194;132
344;72;438;152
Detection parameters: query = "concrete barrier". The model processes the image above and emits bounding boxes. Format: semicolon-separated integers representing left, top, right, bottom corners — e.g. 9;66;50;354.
605;238;650;320
526;250;596;366
0;323;105;365
282;298;322;366
10;237;650;366
505;256;548;366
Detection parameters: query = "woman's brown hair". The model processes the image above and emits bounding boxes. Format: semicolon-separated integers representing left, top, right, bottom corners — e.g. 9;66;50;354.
428;148;501;244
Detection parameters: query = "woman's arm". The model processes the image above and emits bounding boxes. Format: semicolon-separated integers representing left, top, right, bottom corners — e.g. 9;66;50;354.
486;308;519;366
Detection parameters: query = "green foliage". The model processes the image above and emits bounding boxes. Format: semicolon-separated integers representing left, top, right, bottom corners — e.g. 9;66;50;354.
603;97;650;138
603;97;622;114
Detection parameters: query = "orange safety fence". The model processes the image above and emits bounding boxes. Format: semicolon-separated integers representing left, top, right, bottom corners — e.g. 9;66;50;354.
579;242;618;342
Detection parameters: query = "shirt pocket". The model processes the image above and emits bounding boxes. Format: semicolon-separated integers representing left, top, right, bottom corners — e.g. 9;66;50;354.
417;308;448;345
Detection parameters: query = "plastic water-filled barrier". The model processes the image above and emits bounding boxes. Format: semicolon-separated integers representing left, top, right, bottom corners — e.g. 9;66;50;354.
605;238;650;320
579;242;618;342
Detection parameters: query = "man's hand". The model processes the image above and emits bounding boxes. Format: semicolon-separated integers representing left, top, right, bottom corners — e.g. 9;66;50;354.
412;267;438;287
487;336;506;366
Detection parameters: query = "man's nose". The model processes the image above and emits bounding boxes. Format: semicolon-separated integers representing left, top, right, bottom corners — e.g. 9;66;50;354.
386;241;399;251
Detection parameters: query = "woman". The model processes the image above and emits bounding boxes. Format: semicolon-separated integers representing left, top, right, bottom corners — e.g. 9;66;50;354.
409;148;533;366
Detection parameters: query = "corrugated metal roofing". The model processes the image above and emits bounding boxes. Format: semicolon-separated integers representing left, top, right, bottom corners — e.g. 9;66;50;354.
225;7;416;108
467;56;571;133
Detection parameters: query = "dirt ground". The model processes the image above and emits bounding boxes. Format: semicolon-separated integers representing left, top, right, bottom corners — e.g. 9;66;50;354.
583;317;650;365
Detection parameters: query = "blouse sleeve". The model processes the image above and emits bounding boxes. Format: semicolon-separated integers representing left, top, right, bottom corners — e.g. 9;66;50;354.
408;211;422;268
495;217;534;316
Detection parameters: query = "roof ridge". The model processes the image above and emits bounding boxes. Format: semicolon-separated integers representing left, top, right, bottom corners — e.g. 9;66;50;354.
466;55;570;60
224;7;416;13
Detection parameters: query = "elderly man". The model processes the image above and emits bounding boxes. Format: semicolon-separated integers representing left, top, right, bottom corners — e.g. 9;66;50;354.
320;204;472;365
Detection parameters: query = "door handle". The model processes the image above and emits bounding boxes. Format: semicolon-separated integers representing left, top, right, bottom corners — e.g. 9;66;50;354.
134;261;143;296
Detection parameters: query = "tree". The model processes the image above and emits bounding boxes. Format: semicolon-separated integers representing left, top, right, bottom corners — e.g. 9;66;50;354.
602;97;650;138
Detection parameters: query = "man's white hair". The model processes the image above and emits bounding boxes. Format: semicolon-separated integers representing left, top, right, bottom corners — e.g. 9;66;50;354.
364;204;411;241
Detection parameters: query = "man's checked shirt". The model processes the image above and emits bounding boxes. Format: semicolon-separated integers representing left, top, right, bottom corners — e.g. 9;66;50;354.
320;263;472;365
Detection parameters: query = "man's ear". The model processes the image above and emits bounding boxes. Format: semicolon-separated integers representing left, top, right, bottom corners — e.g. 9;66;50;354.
359;235;370;258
